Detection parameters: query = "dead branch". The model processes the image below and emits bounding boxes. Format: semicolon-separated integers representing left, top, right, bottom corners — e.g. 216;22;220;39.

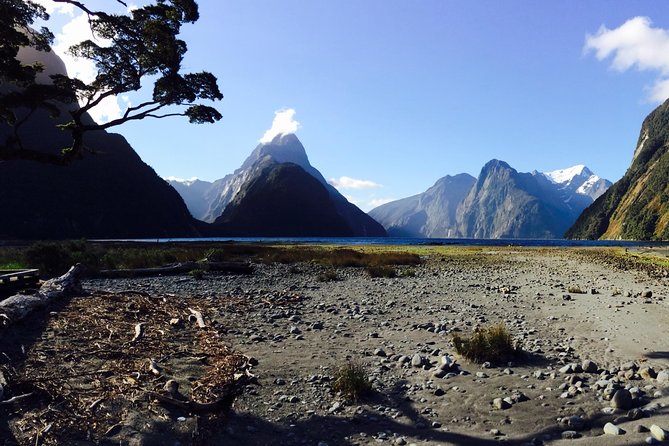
96;261;252;278
188;308;205;328
0;264;84;328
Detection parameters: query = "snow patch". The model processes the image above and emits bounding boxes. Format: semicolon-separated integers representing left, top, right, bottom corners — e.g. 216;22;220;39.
165;176;199;186
542;165;587;185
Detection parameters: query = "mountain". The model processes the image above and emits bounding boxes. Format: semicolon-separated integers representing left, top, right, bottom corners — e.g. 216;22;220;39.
457;160;585;238
212;163;357;236
0;49;201;239
368;161;610;239
368;174;476;237
567;99;669;240
173;133;387;237
539;165;611;204
165;177;213;222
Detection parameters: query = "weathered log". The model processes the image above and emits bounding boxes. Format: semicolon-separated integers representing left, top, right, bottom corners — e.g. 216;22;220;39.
96;261;252;278
0;264;84;328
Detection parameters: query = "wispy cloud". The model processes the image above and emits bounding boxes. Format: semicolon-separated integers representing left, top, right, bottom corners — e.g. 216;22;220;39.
260;108;301;143
585;16;669;102
328;176;382;190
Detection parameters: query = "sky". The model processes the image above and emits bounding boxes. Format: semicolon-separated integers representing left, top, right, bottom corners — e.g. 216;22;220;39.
31;0;669;211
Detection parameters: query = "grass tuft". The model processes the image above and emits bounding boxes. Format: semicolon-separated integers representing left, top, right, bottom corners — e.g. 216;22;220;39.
366;265;397;278
452;323;523;364
332;362;371;401
317;270;339;282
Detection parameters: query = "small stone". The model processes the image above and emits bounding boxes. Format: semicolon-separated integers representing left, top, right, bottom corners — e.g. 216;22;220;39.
433;369;446;379
650;425;668;441
642;290;653;298
603;422;624;435
493;397;511;410
395;438;407;445
640;367;657;380
561;430;581;439
490;429;501;436
628;408;646;420
289;326;301;335
476;372;488;378
433;388;445;397
656;370;669;383
411;354;424;367
274;378;286;385
581;359;598;373
374;348;387;357
611;389;633;410
431;421;442;428
636;425;649;433
177;416;186;422
566;415;585;430
288;395;300;403
328;402;342;413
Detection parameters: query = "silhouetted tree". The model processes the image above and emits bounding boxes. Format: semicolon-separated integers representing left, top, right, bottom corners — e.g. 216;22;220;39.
0;0;222;164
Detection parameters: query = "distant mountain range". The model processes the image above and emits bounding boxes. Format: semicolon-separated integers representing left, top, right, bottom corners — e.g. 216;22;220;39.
567;98;669;240
370;161;611;239
168;133;386;237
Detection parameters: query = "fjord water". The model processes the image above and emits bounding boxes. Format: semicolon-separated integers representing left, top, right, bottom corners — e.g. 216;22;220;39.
115;237;668;248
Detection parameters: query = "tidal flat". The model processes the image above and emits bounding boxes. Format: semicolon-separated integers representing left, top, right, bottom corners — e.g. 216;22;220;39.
2;245;669;445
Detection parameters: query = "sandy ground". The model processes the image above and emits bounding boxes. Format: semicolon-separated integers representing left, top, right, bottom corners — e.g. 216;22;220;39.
3;246;669;445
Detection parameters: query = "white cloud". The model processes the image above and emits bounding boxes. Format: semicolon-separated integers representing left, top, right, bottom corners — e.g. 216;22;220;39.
49;12;129;123
585;16;669;102
328;176;383;190
260;108;301;143
368;198;394;208
32;0;75;16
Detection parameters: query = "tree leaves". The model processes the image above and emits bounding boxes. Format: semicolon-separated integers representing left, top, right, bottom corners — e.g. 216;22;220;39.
0;0;222;164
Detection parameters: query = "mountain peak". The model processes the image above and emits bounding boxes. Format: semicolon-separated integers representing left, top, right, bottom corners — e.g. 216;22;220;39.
543;165;592;185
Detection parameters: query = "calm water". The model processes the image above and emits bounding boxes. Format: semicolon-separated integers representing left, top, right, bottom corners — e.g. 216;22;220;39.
105;237;669;248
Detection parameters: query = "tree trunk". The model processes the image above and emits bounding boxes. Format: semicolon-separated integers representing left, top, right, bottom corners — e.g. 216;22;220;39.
0;264;84;328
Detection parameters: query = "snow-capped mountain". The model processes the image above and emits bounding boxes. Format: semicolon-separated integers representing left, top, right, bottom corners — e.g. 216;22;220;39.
369;162;612;239
540;165;611;201
167;132;387;236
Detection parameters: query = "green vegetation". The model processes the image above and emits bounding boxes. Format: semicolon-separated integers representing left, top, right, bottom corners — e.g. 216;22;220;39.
452;323;524;364
189;268;204;280
366;265;397;278
317;270;339;282
332;362;371;401
0;241;423;278
1;0;222;164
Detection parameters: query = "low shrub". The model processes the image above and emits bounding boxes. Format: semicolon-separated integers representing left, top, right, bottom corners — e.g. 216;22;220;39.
452;323;523;364
332;362;371;401
317;270;339;282
366;265;396;278
189;268;204;280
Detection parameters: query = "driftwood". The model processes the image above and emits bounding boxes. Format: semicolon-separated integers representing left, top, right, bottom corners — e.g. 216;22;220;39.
0;264;84;328
97;261;253;278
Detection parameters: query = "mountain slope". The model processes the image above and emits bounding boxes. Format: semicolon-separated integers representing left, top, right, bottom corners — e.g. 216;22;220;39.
0;50;201;239
176;133;386;237
166;178;213;221
456;160;580;239
368;174;476;237
212;163;355;236
567;99;669;240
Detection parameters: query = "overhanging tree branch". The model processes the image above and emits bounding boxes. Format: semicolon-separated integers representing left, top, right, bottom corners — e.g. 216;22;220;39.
0;0;222;163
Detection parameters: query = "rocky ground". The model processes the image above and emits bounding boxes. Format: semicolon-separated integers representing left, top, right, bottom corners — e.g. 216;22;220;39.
4;246;669;445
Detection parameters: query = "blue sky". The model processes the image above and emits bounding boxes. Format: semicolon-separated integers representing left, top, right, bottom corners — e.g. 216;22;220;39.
35;0;669;210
